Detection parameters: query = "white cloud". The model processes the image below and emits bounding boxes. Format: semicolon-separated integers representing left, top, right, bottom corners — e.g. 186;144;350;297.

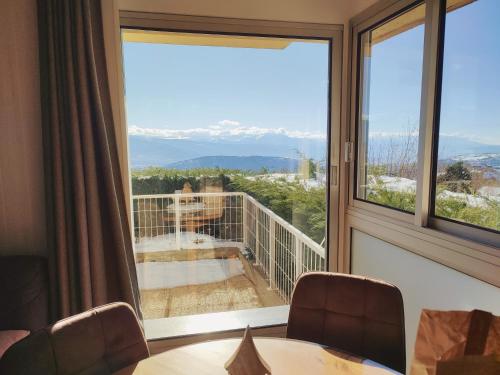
368;130;500;145
218;119;240;127
440;132;500;146
128;124;326;140
368;131;419;138
128;124;499;145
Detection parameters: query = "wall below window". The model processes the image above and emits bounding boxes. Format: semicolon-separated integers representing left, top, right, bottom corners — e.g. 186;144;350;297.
351;229;500;370
0;0;46;256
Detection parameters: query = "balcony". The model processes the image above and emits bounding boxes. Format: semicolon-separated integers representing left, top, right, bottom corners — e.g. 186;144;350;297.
132;192;326;320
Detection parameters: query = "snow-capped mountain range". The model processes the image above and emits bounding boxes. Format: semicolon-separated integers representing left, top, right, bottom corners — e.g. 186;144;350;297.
128;125;500;173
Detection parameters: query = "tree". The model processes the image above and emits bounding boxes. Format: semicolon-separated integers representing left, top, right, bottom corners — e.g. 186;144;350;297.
438;161;472;193
366;125;418;180
307;158;318;179
295;150;317;179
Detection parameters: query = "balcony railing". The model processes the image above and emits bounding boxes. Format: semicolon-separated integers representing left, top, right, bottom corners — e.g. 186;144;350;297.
132;192;325;303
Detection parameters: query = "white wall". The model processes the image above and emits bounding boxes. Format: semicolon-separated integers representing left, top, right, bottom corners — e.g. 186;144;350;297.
351;229;500;370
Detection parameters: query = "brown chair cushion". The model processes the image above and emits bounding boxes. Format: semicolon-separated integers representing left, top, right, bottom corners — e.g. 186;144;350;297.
0;256;49;332
0;330;29;358
287;272;406;373
0;302;149;375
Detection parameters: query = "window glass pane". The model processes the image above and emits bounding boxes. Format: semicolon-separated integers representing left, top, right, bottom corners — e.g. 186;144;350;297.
122;30;330;326
434;0;500;232
356;3;426;213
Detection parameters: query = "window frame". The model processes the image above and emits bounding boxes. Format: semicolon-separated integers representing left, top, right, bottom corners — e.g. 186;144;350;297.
349;0;426;225
427;0;500;247
347;0;499;285
119;12;344;271
116;12;345;337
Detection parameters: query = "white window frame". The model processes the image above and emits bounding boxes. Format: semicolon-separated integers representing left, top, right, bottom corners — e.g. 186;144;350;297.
349;0;425;226
119;11;344;272
108;12;345;339
344;0;500;287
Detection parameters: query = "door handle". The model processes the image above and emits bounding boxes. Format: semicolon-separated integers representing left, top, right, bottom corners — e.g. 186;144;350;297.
330;165;338;187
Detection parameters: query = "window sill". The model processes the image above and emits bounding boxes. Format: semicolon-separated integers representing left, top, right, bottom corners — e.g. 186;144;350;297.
346;206;500;287
144;305;289;342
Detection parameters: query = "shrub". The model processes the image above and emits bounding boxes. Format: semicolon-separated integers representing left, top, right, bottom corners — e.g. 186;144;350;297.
435;195;499;231
229;175;326;243
131;167;237;195
366;178;416;213
369;185;499;231
438;161;472;193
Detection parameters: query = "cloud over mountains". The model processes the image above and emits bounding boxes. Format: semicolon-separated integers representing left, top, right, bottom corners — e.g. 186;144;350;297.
128;121;326;140
127;121;500;169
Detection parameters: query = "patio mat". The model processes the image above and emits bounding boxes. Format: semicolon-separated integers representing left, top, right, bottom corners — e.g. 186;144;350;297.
140;273;282;319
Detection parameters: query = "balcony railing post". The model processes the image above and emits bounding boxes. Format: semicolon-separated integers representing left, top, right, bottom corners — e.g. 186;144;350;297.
269;217;276;289
254;209;260;266
242;194;247;247
174;195;181;250
295;237;302;281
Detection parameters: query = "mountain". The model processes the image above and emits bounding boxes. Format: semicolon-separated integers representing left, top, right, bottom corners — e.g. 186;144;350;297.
444;154;500;177
437;136;500;159
366;135;500;162
128;128;500;171
128;134;327;169
164;156;300;172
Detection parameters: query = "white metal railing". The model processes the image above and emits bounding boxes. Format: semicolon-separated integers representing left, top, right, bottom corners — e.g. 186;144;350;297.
243;195;325;303
132;192;244;248
132;192;325;303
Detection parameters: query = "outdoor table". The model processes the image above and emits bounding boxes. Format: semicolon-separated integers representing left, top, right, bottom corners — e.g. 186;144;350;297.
166;202;205;215
113;337;403;375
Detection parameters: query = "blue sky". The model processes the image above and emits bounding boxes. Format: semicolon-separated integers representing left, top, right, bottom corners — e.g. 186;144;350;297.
440;0;500;145
365;11;425;137
367;0;500;145
123;39;330;138
123;0;500;146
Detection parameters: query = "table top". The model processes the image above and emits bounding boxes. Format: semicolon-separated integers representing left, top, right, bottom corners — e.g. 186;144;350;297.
114;337;402;375
166;202;205;213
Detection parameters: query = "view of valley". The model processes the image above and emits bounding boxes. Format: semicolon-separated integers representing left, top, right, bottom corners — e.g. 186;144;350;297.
129;127;500;233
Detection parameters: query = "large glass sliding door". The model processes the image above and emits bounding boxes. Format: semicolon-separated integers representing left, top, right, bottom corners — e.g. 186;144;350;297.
121;27;338;327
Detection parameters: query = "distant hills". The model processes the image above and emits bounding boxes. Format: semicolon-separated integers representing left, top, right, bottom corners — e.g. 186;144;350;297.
437;137;500;159
366;135;500;161
128;129;500;172
165;155;299;172
128;133;326;169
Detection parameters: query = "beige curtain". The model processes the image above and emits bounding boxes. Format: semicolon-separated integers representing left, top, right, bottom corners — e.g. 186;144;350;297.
38;0;141;320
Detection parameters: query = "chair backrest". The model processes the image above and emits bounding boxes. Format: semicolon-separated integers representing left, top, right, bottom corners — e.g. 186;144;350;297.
286;272;406;373
200;185;224;218
181;181;193;194
0;302;149;375
0;256;49;332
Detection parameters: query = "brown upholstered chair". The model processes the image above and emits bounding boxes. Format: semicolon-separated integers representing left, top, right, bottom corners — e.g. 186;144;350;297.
287;272;406;373
0;302;149;375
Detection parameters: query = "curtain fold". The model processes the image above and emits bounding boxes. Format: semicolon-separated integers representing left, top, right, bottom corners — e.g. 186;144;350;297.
38;0;141;320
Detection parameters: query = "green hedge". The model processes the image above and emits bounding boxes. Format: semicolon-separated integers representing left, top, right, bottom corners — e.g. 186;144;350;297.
131;167;237;195
367;185;499;231
229;176;326;244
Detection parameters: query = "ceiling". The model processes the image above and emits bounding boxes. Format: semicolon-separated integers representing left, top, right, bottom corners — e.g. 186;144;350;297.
118;0;379;25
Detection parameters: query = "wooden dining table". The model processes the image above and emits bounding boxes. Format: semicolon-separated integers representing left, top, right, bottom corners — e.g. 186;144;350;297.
113;337;403;375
